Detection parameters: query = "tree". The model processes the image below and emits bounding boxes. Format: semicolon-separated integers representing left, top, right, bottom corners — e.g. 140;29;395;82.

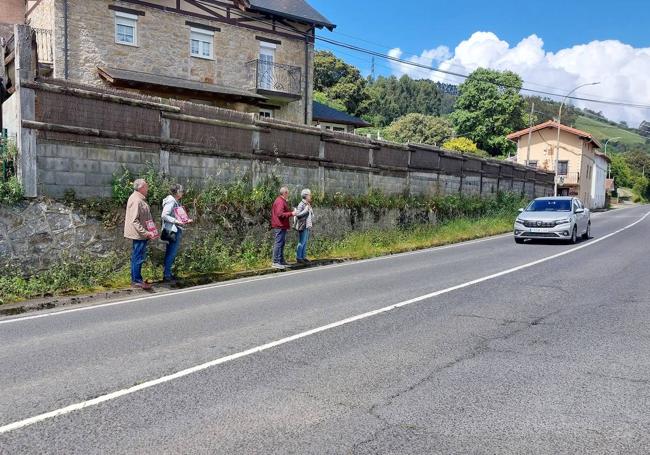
363;76;444;127
610;154;633;188
313;51;369;116
450;68;527;156
313;91;346;112
442;137;488;157
384;114;454;146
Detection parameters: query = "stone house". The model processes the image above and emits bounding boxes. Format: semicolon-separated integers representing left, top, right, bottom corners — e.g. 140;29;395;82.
6;0;334;124
507;120;610;209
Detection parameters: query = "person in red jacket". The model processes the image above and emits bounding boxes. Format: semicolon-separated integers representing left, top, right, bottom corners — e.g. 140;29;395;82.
271;186;296;269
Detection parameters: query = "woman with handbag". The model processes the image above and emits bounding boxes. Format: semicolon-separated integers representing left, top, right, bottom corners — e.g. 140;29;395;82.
294;188;314;264
161;183;192;283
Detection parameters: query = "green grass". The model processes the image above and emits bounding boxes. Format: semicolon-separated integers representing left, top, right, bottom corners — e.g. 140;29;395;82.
574;115;646;147
0;214;516;306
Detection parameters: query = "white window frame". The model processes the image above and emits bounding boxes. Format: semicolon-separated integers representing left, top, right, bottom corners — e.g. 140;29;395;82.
115;11;138;47
190;27;214;60
259;108;274;118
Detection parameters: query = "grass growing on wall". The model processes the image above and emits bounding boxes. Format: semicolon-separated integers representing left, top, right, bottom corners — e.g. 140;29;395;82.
0;212;521;305
0;167;529;305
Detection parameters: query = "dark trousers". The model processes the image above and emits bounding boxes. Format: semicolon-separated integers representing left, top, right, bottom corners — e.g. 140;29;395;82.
163;229;183;279
272;228;287;264
131;239;148;283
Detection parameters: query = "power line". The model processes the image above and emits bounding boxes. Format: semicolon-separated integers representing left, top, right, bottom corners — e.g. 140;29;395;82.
316;36;650;110
197;2;650;111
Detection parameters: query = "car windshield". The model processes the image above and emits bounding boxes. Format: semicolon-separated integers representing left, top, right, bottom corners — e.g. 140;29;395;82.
526;199;572;212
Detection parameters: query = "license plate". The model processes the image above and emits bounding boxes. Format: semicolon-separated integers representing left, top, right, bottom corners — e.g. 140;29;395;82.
530;228;546;233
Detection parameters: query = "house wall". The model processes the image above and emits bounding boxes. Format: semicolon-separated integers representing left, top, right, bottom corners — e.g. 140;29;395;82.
591;155;608;209
514;128;584;174
34;0;313;124
514;126;606;208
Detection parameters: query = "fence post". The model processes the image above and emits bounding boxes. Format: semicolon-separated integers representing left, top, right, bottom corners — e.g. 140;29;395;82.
159;115;170;175
406;148;412;196
368;147;374;193
251;130;261;186
318;138;325;194
15;25;38;198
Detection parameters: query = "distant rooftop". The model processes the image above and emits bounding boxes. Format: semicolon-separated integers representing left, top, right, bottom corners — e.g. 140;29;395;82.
507;120;602;149
247;0;335;30
312;101;370;128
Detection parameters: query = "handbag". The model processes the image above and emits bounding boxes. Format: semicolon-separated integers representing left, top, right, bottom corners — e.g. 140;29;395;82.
161;228;177;243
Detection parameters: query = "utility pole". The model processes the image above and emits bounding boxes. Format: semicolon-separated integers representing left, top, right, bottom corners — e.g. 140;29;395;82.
604;137;620;179
555;82;600;196
370;57;375;80
525;101;535;166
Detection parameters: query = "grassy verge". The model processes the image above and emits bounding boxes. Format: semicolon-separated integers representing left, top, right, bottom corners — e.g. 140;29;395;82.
0;214;514;305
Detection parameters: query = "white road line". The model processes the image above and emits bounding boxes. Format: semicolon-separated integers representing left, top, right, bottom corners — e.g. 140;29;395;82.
0;232;513;325
1;210;647;435
1;205;641;325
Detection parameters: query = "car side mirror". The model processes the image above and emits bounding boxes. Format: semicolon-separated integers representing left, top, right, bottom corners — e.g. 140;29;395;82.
518;208;524;213
575;208;584;214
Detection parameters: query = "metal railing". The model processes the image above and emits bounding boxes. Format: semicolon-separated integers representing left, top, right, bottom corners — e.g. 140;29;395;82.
33;28;53;64
246;60;302;97
555;172;579;185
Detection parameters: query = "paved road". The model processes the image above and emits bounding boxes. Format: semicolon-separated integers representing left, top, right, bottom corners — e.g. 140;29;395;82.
1;206;650;454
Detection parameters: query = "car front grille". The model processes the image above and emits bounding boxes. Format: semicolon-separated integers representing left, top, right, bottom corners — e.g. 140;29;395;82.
523;220;555;228
523;232;560;238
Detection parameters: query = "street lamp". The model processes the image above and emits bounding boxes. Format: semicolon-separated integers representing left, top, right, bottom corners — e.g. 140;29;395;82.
554;82;600;196
604;137;620;179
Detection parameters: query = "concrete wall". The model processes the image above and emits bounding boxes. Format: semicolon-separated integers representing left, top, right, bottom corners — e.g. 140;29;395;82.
14;79;555;201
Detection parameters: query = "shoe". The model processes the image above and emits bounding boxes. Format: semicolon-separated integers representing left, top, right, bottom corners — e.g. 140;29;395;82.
271;263;286;270
162;276;177;284
296;259;305;264
132;281;153;290
280;261;289;266
302;258;311;264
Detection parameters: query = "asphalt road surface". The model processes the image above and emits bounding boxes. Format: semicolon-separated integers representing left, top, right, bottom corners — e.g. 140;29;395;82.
1;206;650;454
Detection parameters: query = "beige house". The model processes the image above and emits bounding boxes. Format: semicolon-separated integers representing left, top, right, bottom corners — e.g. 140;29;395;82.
507;120;610;209
6;0;334;124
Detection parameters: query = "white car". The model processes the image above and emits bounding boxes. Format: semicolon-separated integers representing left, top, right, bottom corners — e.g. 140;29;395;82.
514;197;591;244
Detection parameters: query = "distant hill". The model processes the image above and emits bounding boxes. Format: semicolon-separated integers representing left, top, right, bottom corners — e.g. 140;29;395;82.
573;115;647;149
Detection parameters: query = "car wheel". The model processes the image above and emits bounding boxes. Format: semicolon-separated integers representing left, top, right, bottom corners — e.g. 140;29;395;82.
515;237;524;244
569;226;578;244
582;222;591;240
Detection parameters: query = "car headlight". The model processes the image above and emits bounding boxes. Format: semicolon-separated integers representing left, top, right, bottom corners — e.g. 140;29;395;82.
515;218;525;225
554;218;571;225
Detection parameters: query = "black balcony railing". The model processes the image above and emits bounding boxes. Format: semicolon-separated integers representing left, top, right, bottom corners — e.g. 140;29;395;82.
247;60;302;98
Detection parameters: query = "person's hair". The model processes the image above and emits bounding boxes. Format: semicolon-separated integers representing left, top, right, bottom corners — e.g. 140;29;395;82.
279;186;289;195
301;188;311;199
170;183;184;196
133;179;147;191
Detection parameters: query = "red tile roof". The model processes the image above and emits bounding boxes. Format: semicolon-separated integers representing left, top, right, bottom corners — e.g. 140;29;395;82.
507;120;602;149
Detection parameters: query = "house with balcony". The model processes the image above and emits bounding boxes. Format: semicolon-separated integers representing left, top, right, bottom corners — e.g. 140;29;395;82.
507;120;610;209
3;0;334;125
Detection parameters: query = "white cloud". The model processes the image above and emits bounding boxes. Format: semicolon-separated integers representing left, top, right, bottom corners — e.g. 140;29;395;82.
388;32;650;127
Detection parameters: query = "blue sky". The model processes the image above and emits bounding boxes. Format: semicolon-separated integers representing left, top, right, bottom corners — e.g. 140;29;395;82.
310;0;649;74
308;0;650;125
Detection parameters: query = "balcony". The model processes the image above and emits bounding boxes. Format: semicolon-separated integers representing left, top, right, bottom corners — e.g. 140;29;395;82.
246;60;302;101
555;172;579;186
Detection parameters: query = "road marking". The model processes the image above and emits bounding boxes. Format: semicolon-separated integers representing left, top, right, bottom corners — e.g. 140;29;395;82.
1;210;647;434
0;232;514;325
1;205;642;325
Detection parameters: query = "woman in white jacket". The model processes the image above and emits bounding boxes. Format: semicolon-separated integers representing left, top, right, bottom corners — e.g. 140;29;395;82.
161;183;191;282
294;188;314;263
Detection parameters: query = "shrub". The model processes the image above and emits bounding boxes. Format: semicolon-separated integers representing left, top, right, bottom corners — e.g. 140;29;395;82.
0;176;23;205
